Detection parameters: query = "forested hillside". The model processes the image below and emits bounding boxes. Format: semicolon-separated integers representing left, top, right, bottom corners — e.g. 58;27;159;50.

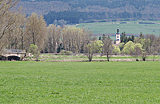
21;0;160;8
44;11;106;24
18;0;160;24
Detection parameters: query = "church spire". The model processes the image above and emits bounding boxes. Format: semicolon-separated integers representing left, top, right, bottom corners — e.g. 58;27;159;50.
116;29;120;44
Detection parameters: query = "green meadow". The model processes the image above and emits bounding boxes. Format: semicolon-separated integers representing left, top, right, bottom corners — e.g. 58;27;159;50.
39;54;160;62
76;20;160;36
1;61;160;103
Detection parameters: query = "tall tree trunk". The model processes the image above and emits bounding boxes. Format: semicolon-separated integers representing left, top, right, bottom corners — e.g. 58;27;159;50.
21;35;24;50
143;57;145;61
88;53;92;62
15;38;17;49
107;52;109;61
32;32;35;45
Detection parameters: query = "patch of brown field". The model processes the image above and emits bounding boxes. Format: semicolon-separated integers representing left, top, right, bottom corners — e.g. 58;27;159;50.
50;59;90;62
47;59;160;62
48;59;134;62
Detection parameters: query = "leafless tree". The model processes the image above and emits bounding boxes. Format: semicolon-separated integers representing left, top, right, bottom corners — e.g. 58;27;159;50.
103;36;112;61
83;40;103;62
61;26;86;53
5;12;27;50
25;13;47;51
46;24;62;53
0;0;19;52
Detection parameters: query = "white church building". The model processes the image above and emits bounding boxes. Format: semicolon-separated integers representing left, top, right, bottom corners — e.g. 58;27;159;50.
116;29;121;44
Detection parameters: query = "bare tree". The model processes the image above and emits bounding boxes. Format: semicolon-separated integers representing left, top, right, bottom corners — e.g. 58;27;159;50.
61;26;86;53
47;24;57;53
25;13;47;51
0;0;19;52
5;12;27;50
103;36;112;61
84;40;103;62
46;24;62;53
16;13;27;50
84;43;94;62
146;34;157;47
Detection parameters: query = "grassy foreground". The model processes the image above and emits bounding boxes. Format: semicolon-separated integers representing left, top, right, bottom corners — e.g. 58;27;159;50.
0;61;160;103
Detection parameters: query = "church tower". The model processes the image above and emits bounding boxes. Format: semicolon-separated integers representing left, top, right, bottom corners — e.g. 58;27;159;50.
116;29;120;44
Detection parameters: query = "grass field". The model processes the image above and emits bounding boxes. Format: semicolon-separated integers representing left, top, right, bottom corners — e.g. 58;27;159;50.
76;20;160;37
1;61;160;103
39;54;160;62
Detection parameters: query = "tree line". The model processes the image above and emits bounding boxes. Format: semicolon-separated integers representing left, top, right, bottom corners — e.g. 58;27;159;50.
20;0;160;22
0;0;160;62
96;32;160;61
21;0;160;10
0;0;94;57
44;11;144;25
44;11;106;25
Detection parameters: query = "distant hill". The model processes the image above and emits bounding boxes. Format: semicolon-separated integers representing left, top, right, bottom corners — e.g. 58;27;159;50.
17;0;160;24
20;0;160;9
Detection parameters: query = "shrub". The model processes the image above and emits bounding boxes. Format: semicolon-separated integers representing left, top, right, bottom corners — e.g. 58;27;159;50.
59;50;73;55
59;50;65;55
65;51;73;55
28;44;40;61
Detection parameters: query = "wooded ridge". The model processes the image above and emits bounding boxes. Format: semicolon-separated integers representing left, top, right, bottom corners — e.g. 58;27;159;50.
16;0;160;24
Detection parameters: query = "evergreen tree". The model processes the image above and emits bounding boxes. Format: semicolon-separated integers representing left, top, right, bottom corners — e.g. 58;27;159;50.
131;35;135;42
57;43;64;53
121;31;128;44
140;32;144;39
128;37;132;42
102;34;106;42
